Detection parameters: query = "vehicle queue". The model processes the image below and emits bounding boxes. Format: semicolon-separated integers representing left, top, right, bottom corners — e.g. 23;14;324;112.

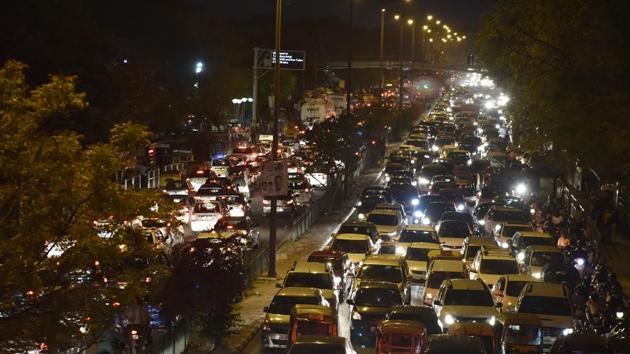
260;83;630;353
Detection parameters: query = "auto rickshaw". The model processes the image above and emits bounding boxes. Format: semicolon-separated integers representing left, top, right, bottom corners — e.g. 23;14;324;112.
288;304;338;346
499;313;543;354
449;322;497;354
375;320;427;354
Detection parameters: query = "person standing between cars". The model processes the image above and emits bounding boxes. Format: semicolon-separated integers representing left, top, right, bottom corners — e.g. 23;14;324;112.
557;229;571;249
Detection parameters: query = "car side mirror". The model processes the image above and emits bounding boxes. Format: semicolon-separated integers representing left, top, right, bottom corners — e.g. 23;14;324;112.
346;299;354;305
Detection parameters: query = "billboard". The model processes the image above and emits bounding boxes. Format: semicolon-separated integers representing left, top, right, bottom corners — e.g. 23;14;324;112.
256;161;288;197
256;49;306;71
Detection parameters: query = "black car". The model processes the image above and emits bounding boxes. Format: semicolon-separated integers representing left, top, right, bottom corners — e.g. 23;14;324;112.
422;202;456;225
439;211;475;230
337;221;379;242
386;305;442;335
347;282;403;347
356;193;388;215
389;184;419;212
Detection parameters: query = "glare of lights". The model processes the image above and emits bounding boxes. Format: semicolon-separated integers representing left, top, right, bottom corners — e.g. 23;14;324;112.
394;14;401;20
407;19;414;25
436;20;441;24
429;38;434;42
423;25;429;30
381;8;386;12
195;61;204;74
427;15;433;20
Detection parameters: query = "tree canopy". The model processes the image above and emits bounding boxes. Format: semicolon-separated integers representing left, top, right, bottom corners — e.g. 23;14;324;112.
477;0;630;184
0;60;176;351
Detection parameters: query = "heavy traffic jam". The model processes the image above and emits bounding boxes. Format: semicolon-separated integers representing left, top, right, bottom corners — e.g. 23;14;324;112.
258;77;630;353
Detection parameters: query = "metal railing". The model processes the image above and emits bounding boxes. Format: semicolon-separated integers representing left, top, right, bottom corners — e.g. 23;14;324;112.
151;320;194;354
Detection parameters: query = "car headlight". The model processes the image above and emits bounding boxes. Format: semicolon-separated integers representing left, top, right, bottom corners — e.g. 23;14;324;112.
494;224;502;232
333;276;342;287
487;316;496;326
262;321;271;331
396;246;406;256
532;272;542;279
422;217;431;225
385;176;391;182
356;201;362;207
562;328;573;336
352;311;362;320
411;198;420;206
432;145;439;152
575;258;585;266
358;213;366;220
444;314;455;325
478;220;485;226
456;204;465;211
419;177;430;185
617;311;624;319
517;252;525;262
530;208;536;215
515;183;527;196
501;242;509;249
414;210;423;218
425;293;433;299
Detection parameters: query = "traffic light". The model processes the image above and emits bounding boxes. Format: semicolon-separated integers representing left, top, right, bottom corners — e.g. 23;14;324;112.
147;147;156;166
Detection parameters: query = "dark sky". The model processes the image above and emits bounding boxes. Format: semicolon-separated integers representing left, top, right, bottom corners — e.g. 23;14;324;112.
209;0;494;32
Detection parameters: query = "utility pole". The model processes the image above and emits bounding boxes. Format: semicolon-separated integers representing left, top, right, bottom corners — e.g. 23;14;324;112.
410;20;415;70
379;8;385;93
268;0;282;278
252;47;259;135
344;0;353;197
398;17;404;117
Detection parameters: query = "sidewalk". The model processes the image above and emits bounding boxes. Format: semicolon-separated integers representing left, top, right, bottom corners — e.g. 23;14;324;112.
212;168;382;353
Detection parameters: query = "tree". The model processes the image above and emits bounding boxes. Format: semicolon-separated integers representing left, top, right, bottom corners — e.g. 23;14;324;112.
477;0;630;185
0;61;176;352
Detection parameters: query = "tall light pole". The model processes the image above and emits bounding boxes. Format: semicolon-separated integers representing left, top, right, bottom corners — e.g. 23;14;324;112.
395;14;404;116
268;0;282;278
408;19;415;70
379;8;386;93
421;25;428;62
346;0;353;116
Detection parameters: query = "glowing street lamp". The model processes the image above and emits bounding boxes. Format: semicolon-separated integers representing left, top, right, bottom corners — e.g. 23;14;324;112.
427;14;433;21
195;61;204;74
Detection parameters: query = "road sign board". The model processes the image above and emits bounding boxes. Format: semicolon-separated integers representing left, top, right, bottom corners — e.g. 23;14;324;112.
255;49;306;71
257;161;288;197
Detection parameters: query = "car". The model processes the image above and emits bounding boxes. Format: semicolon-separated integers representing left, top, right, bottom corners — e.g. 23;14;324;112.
422;259;468;306
494;222;534;249
439;211;475;230
517;245;566;280
373;203;407;224
210;157;230;178
352;254;410;304
396;225;440;255
377;241;397;255
433;278;499;332
461;237;500;268
404;242;442;283
362;185;393;203
262;287;329;350
356;193;389;217
329;233;375;265
186;166;217;191
194;182;226;201
278;262;337;309
347;282;404;348
366;209;405;239
482;206;531;237
217;192;249;217
388;184;420;213
516;282;574;352
470;248;520;287
418;164;451;191
287;335;352;354
263;193;297;216
288;175;312;205
189;199;226;232
212;216;260;249
307;250;352;294
509;231;555;258
492;274;540;312
162;179;189;201
336;221;379;243
422;202;456;226
436;220;473;250
386;305;442;335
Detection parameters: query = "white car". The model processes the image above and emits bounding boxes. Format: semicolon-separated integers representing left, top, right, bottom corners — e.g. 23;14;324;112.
494;222;534;249
492;274;540;312
189;199;225;232
366;209;405;239
470;248;520;288
404;242;442;283
433;278;500;332
329;233;376;266
288;175;312;205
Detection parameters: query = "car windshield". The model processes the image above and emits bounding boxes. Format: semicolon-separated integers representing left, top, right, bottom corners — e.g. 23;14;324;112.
359;265;402;283
445;289;494;306
338;225;371;236
438;222;469;237
289;345;345;354
284;273;333;289
212;159;229;166
194;202;220;213
505;324;542;346
367;214;399;226
503;226;530;238
406;248;431;261
531;252;565;267
165;181;187;190
480;260;519;274
427;271;465;288
521;237;555;248
466;246;481;261
399;230;438;243
389;313;441;334
268;295;320;315
197;187;222;195
505;281;530;297
331;238;369;253
491;210;530;223
233;147;253;154
289;181;309;189
354;288;402;307
519;296;572;317
141;219;165;228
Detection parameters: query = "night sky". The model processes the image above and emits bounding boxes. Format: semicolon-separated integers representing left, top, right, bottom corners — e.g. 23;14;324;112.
209;0;494;31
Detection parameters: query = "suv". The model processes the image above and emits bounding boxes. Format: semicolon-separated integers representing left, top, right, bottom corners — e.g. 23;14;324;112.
396;225;439;255
470;247;520;287
422;259;468;306
433;278;499;332
352;254;411;304
516;282;574;352
262;287;328;350
347;282;403;348
436;220;473;250
494;222;534;249
366;209;405;239
278;262;337;309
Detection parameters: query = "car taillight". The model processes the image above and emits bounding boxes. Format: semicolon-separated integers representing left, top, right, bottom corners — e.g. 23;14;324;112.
263;200;270;205
287;200;294;204
190;215;197;221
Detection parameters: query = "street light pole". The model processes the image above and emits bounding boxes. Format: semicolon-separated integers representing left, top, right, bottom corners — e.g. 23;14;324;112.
409;20;415;70
346;0;353;116
379;8;385;93
397;15;404;117
268;0;282;278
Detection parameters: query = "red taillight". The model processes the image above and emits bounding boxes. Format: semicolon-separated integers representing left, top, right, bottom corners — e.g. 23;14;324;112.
227;225;233;229
196;170;204;175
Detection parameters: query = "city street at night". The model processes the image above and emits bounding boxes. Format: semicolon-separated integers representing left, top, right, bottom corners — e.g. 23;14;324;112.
2;1;630;354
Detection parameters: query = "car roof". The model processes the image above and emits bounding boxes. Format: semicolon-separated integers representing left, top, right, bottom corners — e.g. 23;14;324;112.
426;334;485;351
516;231;552;238
490;206;523;212
364;255;402;266
527;245;563;253
334;233;369;240
430;259;465;272
275;287;320;297
341;221;373;228
503;274;540;282
389;305;435;315
464;237;498;247
291;335;347;347
408;242;442;250
291;262;329;273
368;209;400;216
404;225;436;232
448;278;487;291
379;320;426;335
356;281;401;290
523;282;568;298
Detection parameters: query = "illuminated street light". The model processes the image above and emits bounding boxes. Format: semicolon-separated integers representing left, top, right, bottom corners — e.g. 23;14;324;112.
422;25;428;30
429;38;434;42
195;61;204;74
436;20;441;24
394;14;401;20
407;18;414;25
427;15;433;21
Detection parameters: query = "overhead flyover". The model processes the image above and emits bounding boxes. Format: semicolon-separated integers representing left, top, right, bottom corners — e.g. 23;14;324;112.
325;60;483;72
